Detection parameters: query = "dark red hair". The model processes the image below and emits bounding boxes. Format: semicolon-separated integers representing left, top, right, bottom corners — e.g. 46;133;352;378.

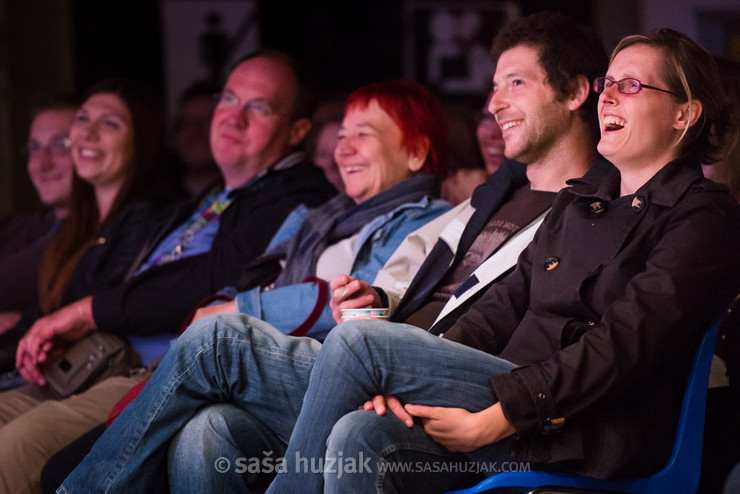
345;80;448;175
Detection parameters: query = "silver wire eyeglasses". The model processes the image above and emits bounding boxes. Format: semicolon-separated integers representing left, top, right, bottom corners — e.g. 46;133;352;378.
214;92;289;119
593;77;679;97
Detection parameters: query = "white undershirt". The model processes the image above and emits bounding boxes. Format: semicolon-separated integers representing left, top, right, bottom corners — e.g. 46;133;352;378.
315;232;360;281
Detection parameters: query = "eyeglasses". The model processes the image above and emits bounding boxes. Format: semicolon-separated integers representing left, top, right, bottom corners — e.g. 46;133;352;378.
214;93;288;119
28;136;71;157
593;77;679;97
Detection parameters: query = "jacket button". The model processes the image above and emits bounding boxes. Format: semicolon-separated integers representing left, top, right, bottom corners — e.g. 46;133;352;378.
588;201;605;214
631;196;645;211
544;257;560;271
538;393;546;399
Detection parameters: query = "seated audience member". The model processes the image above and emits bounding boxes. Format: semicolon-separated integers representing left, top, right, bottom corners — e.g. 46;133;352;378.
477;90;506;176
441;92;506;205
0;96;77;326
57;13;612;493
441;105;487;205
0;50;336;493
260;28;740;492
699;55;740;494
168;81;221;197
0;79;170;373
702;57;740;202
305;98;345;192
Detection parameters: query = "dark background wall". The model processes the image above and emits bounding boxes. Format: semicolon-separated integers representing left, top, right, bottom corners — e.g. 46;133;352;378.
1;0;738;214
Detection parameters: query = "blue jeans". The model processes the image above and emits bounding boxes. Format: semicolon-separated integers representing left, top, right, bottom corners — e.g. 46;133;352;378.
168;403;286;493
59;314;322;493
265;320;518;494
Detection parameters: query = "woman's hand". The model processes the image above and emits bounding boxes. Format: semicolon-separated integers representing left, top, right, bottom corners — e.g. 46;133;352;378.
192;300;238;323
404;403;515;453
329;274;382;324
15;296;97;386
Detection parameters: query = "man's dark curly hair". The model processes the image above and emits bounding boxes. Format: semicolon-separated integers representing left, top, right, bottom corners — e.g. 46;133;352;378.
491;12;608;141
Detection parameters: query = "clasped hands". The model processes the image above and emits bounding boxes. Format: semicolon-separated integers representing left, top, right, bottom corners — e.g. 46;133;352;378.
360;395;515;453
15;296;97;386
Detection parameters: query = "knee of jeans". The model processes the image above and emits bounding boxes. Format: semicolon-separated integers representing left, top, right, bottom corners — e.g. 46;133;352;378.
169;404;236;472
178;312;248;350
178;316;218;348
326;410;392;457
173;403;233;451
323;319;394;354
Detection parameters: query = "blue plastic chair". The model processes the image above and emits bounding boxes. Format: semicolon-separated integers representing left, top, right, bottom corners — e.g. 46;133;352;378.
447;319;721;494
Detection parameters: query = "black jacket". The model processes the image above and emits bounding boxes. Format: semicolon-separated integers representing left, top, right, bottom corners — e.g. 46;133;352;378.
0;209;57;312
92;158;336;337
444;154;740;478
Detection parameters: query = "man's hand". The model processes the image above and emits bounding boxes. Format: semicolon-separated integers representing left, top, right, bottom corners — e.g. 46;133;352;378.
360;395;414;427
329;274;382;324
404;403;515;453
0;311;22;335
15;296;97;386
192;300;238;323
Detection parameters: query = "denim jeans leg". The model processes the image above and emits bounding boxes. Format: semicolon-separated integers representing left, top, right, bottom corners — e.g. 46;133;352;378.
323;409;515;494
267;319;517;494
59;313;322;493
168;403;286;494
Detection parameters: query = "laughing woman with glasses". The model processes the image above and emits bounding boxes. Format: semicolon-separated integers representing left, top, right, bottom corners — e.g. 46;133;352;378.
247;29;740;493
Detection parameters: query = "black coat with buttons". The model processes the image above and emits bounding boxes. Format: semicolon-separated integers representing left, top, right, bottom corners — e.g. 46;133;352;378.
443;152;740;478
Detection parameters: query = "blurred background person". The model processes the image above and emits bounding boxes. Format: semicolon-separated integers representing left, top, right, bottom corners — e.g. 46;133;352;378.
0;95;78;330
441;105;486;205
702;57;740;201
168;82;221;198
477;90;506;176
305;98;345;192
700;55;740;494
441;92;505;206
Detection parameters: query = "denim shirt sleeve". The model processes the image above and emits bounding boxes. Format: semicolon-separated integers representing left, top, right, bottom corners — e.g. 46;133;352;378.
235;198;451;339
264;204;311;252
350;198;450;287
235;281;335;339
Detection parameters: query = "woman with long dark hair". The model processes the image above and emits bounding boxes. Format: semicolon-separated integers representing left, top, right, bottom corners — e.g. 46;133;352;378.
0;79;171;378
37;79;168;313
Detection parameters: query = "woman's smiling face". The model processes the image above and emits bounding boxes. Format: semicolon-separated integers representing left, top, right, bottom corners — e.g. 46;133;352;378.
69;92;134;190
335;100;422;203
597;44;687;172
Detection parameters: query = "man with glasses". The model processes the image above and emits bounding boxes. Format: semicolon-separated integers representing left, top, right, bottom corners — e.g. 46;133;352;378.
0;50;336;493
0;96;77;337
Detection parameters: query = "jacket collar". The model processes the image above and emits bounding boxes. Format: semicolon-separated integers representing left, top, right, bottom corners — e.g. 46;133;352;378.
470;159;528;210
567;152;705;207
228;152;307;197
